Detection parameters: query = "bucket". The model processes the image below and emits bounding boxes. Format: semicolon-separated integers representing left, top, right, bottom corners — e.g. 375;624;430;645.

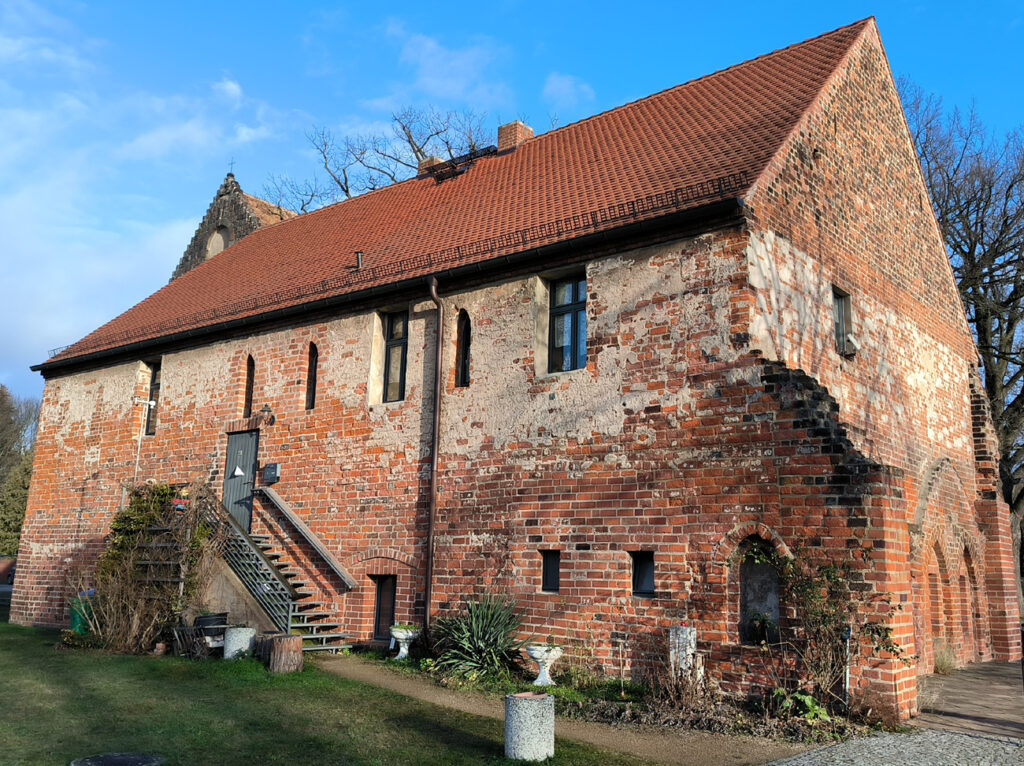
69;596;92;635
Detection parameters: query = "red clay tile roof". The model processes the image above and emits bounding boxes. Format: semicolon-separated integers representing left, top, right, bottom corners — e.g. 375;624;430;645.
242;193;298;227
45;19;870;368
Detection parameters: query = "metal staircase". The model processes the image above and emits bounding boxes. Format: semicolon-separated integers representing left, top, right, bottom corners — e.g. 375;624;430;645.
209;502;352;653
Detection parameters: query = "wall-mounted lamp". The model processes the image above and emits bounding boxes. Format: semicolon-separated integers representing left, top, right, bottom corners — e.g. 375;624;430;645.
258;404;276;426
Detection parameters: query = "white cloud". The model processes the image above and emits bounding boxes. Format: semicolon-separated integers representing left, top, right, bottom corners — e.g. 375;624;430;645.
119;117;221;160
542;72;595;112
212;77;243;107
0;33;89;72
400;33;509;106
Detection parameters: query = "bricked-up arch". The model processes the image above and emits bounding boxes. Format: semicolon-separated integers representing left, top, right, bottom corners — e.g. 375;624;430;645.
353;547;417;568
961;546;986;659
349;550;420;640
714;522;792;645
911;457;970;532
909;457;991;671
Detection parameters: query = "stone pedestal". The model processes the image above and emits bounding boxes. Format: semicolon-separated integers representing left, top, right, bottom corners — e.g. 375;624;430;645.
224;626;256;659
505;692;554;762
669;625;702;680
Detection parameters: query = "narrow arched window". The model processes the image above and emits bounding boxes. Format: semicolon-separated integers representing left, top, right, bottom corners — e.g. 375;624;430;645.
243;355;255;418
455;310;471;388
305;342;319;410
739;537;780;644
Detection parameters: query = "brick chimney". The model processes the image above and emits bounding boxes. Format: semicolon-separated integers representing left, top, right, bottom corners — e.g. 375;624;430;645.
418;155;445;174
497;121;534;152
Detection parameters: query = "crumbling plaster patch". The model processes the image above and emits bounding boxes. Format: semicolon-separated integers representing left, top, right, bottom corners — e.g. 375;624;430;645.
745;229;970;463
440;237;741;452
43;361;145;452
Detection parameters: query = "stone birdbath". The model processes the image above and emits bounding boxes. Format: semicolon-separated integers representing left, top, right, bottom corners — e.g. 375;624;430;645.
389;624;421;661
524;644;563;686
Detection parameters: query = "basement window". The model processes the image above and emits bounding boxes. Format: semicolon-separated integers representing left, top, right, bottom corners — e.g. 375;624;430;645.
541;550;560;593
144;361;161;436
832;287;854;356
548;275;587;373
383;311;408;403
305;342;319;410
630;551;655;597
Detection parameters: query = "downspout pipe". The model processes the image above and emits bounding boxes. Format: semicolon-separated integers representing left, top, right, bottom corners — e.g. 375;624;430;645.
424;276;444;631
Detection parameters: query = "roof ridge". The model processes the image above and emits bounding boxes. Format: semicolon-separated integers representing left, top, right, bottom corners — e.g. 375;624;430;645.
529;17;874;141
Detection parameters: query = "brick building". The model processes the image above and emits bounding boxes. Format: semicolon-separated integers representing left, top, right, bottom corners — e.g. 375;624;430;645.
12;19;1020;720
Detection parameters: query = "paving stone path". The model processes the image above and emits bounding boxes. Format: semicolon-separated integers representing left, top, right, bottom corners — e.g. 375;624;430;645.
770;729;1022;765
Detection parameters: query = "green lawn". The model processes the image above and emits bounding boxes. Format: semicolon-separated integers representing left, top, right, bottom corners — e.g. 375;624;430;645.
0;624;643;766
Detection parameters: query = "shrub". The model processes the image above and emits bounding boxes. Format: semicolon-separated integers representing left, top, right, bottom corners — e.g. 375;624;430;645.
431;595;527;678
933;644;956;675
69;481;228;653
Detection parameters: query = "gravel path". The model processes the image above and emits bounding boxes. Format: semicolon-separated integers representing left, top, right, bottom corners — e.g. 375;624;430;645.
770;729;1022;765
315;653;808;765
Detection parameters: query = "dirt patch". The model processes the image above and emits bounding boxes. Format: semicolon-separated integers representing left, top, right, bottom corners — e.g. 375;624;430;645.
314;654;811;766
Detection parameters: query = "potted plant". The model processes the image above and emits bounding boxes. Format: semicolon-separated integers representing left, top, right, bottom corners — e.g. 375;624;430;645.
524;636;562;686
389;623;421;661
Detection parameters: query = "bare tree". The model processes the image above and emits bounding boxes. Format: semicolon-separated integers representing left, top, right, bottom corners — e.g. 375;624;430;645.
0;386;38;485
900;79;1024;606
265;107;489;213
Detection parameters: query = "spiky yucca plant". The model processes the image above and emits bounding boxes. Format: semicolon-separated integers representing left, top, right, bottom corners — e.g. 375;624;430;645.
431;595;527;678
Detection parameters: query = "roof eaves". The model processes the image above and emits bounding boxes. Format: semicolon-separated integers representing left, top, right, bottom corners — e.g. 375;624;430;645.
34;196;744;376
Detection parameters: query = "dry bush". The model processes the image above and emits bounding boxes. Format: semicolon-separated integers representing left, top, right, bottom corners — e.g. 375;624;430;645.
69;481;228;653
933;643;957;675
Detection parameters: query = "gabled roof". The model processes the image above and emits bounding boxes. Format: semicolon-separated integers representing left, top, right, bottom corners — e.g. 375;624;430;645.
43;19;871;370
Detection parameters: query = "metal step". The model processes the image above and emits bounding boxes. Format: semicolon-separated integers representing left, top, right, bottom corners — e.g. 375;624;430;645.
293;600;327;611
302;642;353;653
291;610;331;620
293;622;346;632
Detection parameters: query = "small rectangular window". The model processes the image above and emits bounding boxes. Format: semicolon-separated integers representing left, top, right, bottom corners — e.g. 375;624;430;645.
541;550;560;593
832;287;852;355
630;551;655;597
548;275;587;373
144;362;161;436
383;311;408;403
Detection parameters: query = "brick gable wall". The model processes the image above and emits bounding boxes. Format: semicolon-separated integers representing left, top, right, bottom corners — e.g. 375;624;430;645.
742;23;1020;714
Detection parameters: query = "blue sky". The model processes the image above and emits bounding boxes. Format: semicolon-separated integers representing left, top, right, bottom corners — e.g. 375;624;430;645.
2;0;1021;401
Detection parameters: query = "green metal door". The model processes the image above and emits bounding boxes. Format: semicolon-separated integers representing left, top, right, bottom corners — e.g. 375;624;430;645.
223;430;259;531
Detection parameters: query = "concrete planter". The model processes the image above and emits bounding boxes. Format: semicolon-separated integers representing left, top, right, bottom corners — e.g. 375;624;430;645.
524;644;562;686
505;692;554;761
389;626;421;660
224;626;256;659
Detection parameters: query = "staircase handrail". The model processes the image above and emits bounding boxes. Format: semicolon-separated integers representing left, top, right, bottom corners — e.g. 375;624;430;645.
209;500;300;598
256;486;358;589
